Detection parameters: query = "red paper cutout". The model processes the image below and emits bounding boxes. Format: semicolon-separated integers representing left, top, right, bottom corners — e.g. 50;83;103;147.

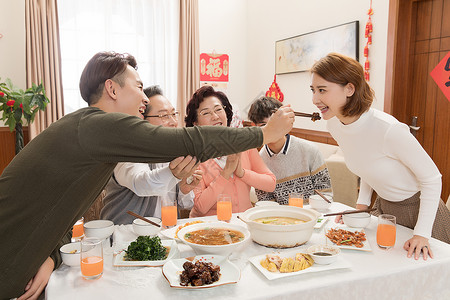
430;51;450;102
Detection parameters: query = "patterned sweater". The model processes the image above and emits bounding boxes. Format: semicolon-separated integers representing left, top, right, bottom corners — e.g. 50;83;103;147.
256;135;332;204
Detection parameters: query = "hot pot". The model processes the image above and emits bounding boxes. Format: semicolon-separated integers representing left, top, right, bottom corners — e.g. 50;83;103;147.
239;206;320;248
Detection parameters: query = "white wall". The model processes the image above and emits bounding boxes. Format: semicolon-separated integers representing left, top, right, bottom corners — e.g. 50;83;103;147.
200;0;390;131
198;0;249;114
0;0;26;127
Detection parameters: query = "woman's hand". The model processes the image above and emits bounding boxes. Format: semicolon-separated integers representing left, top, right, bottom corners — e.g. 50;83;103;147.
221;153;240;179
234;155;245;178
335;204;369;224
404;235;433;260
18;256;54;300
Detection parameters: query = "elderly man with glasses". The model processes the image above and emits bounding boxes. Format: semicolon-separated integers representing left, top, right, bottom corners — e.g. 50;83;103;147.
100;85;202;224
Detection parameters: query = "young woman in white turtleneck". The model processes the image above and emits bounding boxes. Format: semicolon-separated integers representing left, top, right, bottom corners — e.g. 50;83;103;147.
310;53;449;260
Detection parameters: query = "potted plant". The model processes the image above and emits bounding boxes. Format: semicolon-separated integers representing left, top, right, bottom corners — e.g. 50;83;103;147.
0;78;50;154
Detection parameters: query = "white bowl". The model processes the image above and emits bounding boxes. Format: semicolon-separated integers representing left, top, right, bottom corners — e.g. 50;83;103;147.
133;217;162;236
239;206;320;248
84;220;115;240
306;244;340;265
309;194;333;211
255;201;280;207
177;222;250;256
60;242;81;267
343;212;371;228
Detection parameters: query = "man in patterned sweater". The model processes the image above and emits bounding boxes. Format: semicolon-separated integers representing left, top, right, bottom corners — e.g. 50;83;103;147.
248;97;332;204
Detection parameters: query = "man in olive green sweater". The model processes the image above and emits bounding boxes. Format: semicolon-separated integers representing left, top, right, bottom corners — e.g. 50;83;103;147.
0;51;294;299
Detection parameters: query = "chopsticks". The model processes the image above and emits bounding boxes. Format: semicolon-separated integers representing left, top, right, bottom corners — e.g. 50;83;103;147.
314;190;332;203
126;211;161;227
323;208;376;217
271;110;321;121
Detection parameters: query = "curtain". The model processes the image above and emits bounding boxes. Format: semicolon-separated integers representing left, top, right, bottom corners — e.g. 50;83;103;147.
25;0;64;139
177;0;199;125
57;0;179;114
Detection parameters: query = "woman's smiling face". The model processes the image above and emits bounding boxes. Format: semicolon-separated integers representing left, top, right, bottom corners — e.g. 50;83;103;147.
194;96;228;127
310;73;355;123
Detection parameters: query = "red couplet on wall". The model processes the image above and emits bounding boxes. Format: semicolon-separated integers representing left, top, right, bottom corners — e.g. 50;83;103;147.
200;53;229;82
430;51;450;102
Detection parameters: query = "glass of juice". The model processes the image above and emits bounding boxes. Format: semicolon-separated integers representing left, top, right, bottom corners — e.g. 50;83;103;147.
288;192;303;208
217;194;232;222
161;195;177;229
80;238;103;280
377;214;396;249
72;217;85;242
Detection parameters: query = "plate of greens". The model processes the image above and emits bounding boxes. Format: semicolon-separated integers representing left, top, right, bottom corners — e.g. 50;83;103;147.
113;236;178;267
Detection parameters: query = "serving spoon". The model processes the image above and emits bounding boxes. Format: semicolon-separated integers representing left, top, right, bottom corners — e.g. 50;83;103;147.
126;210;161;228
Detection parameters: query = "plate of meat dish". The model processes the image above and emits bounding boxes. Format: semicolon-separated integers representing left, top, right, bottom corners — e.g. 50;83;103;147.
162;255;241;289
325;225;372;252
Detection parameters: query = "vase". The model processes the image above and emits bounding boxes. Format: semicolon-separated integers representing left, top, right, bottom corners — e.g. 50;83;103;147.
15;123;24;154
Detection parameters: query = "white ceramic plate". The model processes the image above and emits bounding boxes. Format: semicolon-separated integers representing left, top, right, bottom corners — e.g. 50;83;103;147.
314;215;329;229
249;250;351;280
324;225;372;252
160;221;207;241
113;239;178;267
162;255;241;289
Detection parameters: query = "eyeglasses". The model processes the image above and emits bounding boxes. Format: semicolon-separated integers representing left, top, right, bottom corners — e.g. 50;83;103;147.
144;112;179;122
198;106;226;117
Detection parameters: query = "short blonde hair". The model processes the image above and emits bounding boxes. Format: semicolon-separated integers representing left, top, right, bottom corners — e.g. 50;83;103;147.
310;53;374;117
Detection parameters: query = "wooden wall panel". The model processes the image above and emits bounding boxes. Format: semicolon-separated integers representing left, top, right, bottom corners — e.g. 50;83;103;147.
0;127;29;175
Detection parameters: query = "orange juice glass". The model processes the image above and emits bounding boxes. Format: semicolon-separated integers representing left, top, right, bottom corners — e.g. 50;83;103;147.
377;214;396;249
72;217;84;242
161;205;177;228
288;193;303;208
217;194;232;222
161;195;177;228
80;238;103;280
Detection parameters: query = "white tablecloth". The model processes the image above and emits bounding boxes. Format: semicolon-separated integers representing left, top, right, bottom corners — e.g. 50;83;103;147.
46;203;450;300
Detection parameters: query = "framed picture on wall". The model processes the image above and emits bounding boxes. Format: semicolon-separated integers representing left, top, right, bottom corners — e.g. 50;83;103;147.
275;21;359;74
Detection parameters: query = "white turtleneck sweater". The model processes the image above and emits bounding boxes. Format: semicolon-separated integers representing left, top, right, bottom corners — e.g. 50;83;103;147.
327;108;442;238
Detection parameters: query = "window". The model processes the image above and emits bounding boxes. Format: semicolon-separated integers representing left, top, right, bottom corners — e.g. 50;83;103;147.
58;0;179;114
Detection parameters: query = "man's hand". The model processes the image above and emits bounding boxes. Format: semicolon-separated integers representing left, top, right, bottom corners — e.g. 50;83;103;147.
18;256;54;300
179;169;203;194
169;156;198;179
261;105;294;145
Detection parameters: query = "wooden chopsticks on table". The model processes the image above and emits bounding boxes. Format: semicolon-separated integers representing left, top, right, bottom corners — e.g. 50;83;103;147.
323;208;376;217
126;210;161;227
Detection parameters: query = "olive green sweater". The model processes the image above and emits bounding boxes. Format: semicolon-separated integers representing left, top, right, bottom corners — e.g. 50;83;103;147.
0;107;262;298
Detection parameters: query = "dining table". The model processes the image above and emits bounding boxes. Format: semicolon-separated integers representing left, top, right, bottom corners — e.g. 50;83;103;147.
45;202;450;300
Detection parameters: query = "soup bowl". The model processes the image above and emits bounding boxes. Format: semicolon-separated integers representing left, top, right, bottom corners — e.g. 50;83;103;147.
239;206;320;248
177;222;250;256
84;220;115;240
309;194;333;211
133;217;162;236
60;242;81;267
343;212;371;228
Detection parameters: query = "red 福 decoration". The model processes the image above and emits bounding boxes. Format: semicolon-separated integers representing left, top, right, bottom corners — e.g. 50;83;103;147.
364;0;373;81
265;75;284;102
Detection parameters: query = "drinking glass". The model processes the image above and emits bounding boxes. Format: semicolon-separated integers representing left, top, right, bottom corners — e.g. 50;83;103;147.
217;194;232;222
161;195;177;229
377;214;396;249
288;192;303;208
80;238;103;280
71;217;84;242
